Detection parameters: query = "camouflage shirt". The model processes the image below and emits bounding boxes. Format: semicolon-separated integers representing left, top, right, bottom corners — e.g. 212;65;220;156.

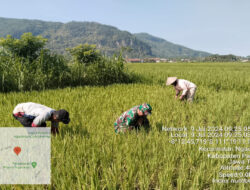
114;105;140;133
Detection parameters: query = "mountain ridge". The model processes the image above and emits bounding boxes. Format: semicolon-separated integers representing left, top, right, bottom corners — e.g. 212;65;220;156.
134;32;210;58
0;17;210;58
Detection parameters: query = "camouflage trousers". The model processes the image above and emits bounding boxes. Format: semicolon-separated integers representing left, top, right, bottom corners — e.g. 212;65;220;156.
114;117;150;133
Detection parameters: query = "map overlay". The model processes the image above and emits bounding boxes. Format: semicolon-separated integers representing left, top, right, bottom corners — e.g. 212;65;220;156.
0;127;51;184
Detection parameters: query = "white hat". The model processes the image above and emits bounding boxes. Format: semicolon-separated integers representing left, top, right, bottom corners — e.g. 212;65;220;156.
166;77;177;85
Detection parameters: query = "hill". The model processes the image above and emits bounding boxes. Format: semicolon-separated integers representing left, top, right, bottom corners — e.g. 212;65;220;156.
0;17;210;58
134;33;210;58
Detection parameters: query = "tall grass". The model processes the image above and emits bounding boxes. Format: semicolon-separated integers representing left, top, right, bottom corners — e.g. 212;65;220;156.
0;62;250;189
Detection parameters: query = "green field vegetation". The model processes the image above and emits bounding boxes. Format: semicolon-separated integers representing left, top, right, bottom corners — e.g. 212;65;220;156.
0;62;250;189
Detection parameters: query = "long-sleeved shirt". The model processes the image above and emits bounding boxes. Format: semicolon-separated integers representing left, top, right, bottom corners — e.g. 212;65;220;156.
175;79;197;96
13;102;55;126
114;105;140;129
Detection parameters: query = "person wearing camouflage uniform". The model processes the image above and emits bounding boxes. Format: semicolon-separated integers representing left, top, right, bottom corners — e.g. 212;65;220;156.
114;103;152;133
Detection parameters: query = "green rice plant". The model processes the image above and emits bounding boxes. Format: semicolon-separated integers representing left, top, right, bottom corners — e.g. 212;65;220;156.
0;62;250;189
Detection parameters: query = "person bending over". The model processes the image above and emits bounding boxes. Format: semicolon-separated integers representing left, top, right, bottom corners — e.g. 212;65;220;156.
166;77;197;102
13;102;70;135
114;103;152;133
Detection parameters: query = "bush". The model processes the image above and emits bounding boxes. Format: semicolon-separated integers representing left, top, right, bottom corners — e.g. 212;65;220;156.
0;33;70;92
68;44;133;86
0;34;136;92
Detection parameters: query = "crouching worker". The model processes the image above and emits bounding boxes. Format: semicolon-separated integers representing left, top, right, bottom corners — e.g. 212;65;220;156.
13;102;70;135
114;103;152;133
166;77;197;102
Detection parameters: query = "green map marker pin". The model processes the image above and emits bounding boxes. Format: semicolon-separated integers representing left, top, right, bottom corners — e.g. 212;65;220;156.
31;162;37;168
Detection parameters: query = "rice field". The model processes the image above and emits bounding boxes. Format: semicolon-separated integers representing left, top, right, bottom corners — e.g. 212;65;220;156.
0;62;250;189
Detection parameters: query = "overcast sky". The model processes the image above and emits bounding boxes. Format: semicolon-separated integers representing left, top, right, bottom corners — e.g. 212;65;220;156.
1;0;250;56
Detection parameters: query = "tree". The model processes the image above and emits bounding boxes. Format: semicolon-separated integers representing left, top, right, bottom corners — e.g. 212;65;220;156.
67;44;101;66
0;33;69;91
0;32;47;61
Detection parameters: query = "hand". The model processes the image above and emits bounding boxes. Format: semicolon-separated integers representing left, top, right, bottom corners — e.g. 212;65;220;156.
51;127;59;135
179;95;184;100
137;117;143;126
31;123;38;127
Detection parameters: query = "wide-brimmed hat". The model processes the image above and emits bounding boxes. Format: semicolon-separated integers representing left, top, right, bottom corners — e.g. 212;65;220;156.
166;77;177;85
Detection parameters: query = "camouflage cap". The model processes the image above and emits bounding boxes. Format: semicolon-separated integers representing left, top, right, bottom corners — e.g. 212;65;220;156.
139;103;152;116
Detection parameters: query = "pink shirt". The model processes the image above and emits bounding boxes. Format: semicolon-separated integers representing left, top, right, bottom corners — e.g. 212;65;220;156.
174;79;197;96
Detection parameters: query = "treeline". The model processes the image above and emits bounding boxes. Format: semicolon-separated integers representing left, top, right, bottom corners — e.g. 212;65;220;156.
202;54;240;62
0;33;134;92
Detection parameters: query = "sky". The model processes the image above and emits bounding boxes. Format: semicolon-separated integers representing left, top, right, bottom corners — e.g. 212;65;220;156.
1;0;250;56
